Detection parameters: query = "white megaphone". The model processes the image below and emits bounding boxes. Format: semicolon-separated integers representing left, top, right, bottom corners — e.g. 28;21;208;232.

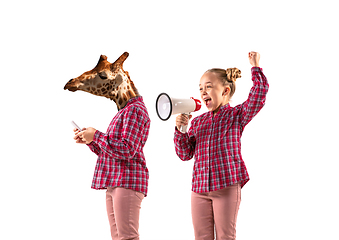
156;93;202;133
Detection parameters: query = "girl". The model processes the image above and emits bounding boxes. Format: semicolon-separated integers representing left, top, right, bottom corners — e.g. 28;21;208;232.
174;52;269;239
73;96;150;240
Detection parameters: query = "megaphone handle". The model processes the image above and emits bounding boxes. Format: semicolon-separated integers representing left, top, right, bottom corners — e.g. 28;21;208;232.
180;113;190;133
180;125;188;133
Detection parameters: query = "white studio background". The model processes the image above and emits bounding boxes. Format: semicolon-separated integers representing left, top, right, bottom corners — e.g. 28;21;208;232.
1;0;338;239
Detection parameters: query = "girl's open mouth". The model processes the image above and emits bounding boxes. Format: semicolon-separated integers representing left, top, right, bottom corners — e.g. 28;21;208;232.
204;98;211;107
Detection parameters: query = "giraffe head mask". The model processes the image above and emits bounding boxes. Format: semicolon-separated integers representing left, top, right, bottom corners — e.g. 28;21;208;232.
64;52;139;110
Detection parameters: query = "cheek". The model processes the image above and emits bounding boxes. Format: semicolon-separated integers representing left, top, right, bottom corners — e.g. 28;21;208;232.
210;91;218;99
211;92;224;103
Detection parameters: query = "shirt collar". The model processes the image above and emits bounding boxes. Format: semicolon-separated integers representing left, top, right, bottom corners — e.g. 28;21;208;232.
122;96;143;109
220;103;231;111
210;103;231;116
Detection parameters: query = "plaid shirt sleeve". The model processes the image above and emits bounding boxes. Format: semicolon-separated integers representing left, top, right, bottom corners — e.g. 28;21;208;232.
239;67;269;126
87;141;101;155
173;127;196;161
92;105;148;160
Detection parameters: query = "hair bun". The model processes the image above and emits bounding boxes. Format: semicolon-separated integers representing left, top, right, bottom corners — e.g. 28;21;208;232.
226;68;241;82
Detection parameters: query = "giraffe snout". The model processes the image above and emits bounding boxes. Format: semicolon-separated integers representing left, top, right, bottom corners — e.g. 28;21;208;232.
64;79;78;91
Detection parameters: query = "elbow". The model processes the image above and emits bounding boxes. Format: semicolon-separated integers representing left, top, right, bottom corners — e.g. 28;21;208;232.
181;157;192;161
265;83;269;93
121;140;138;160
176;152;193;161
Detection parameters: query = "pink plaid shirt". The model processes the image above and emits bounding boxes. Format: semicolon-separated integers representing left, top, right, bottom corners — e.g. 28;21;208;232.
174;67;269;193
87;96;150;196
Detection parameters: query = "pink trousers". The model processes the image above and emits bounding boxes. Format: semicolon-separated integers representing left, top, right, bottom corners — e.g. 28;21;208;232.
191;183;241;240
106;187;144;240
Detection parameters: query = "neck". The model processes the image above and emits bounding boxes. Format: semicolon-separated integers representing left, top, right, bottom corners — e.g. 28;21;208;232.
111;89;140;110
108;76;140;110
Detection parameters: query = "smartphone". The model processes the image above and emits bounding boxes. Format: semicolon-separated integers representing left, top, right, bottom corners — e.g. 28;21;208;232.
71;121;82;131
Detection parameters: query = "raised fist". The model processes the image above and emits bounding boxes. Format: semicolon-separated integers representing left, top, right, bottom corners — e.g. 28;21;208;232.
248;52;260;67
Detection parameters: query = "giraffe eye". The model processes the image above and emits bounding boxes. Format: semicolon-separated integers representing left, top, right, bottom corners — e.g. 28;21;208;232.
98;71;107;80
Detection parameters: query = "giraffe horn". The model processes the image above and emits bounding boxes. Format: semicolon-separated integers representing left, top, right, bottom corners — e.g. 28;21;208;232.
95;55;108;67
111;52;129;70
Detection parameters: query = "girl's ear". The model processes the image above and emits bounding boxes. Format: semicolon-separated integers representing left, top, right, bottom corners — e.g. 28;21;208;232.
223;86;230;96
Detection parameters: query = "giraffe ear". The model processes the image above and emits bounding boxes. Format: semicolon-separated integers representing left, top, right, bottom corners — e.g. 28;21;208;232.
111;52;129;70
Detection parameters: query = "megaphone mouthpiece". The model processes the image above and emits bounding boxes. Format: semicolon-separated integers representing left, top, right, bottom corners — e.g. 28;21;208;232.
191;97;202;112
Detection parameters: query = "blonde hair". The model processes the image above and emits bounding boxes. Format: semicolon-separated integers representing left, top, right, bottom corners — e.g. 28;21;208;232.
205;68;241;99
